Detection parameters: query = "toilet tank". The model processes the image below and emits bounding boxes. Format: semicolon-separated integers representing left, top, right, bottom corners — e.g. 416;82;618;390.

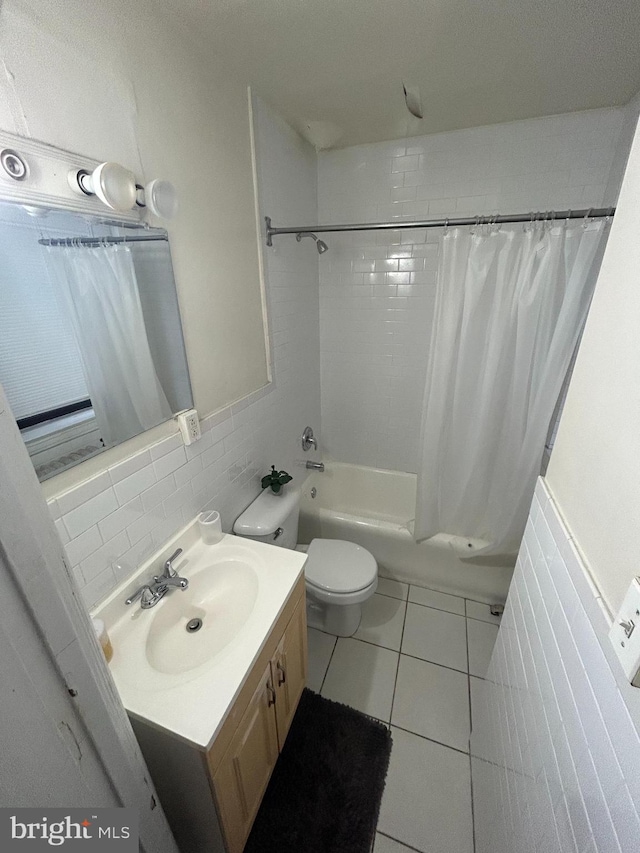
233;487;300;549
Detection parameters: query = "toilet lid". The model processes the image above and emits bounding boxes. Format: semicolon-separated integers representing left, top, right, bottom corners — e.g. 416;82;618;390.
304;539;377;594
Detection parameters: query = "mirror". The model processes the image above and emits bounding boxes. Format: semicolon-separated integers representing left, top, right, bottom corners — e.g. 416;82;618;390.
0;201;193;480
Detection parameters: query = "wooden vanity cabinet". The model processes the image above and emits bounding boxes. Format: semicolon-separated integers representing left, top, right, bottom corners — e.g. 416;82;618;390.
132;575;307;853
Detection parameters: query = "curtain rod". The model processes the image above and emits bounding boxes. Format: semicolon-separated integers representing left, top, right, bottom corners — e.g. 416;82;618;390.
38;234;168;247
264;208;615;246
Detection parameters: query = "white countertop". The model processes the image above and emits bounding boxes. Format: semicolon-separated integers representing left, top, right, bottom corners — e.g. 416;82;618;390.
93;521;306;750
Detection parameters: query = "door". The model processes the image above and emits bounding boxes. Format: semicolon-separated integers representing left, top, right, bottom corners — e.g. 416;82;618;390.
0;385;178;849
273;596;307;749
212;661;279;853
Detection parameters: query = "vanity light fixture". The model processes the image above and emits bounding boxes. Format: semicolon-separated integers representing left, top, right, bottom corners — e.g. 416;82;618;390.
69;163;177;218
143;179;178;219
69;161;137;212
0;148;28;181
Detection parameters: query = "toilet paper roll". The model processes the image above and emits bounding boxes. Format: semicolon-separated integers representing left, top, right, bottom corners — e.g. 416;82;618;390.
198;510;223;545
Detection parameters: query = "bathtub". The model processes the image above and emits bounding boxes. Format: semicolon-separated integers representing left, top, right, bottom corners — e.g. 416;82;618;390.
299;462;513;603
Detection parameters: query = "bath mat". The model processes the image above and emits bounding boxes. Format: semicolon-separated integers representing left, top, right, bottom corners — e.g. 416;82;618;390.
244;689;392;853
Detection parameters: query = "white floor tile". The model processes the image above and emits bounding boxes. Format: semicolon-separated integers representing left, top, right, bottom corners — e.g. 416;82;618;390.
465;599;502;625
354;594;407;651
378;727;474;853
401;603;468;672
409;585;466;615
467;619;499;678
377;576;409;601
392;656;470;752
321;638;398;722
374;832;415;853
306;628;336;692
469;676;493;761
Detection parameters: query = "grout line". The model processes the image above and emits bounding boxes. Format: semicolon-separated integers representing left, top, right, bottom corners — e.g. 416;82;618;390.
399;648;468;676
406;598;467;618
469;752;477;853
376;830;426;853
389;596;410;728
375;590;409;603
466;613;476;853
318;635;338;694
390;723;470;757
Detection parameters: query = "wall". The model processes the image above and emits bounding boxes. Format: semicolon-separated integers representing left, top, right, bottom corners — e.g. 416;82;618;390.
0;0;268;474
546;110;640;613
317;107;626;472
46;96;321;609
471;479;640;853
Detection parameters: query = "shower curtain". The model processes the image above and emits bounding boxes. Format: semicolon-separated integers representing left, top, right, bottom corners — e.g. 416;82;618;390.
49;243;172;447
414;220;606;557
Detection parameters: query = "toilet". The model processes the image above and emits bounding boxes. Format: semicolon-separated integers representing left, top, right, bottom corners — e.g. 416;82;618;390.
233;487;377;636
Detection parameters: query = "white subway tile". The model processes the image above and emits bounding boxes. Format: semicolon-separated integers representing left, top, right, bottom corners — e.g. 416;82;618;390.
141;474;176;512
108;450;152;485
64;525;103;567
472;478;640;853
97;497;144;542
63;488;119;539
57;471;112;516
113;464;157;506
153;446;187;479
150;432;183;460
79;530;130;585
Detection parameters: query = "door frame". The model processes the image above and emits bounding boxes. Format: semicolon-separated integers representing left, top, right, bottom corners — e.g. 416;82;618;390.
0;383;178;852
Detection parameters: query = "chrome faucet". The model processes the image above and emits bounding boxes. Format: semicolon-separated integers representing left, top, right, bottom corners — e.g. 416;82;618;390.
306;461;325;472
301;426;317;451
125;548;189;609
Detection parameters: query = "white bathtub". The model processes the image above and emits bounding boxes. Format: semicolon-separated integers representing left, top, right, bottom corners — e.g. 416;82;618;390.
299;462;513;603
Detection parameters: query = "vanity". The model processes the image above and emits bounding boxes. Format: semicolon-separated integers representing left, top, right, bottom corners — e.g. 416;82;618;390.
94;519;308;853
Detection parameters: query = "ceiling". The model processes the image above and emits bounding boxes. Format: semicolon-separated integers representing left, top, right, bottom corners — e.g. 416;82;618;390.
165;0;640;148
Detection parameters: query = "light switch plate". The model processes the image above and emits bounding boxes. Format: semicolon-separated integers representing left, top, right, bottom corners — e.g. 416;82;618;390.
177;409;201;445
609;577;640;687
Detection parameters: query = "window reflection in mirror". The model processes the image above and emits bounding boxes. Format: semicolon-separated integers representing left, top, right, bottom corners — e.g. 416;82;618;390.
0;201;193;481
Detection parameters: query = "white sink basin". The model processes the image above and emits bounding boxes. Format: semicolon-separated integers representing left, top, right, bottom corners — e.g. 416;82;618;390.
93;521;306;749
145;559;259;675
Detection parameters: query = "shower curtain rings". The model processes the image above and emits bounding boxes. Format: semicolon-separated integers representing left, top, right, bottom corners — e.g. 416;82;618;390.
443;218;449;235
583;208;593;229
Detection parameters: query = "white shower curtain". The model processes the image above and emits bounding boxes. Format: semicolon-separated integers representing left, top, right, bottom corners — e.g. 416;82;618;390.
414;221;606;557
49;243;172;447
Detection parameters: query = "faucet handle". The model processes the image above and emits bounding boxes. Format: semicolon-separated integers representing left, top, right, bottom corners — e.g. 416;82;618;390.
164;548;183;577
301;426;317;451
125;584;151;606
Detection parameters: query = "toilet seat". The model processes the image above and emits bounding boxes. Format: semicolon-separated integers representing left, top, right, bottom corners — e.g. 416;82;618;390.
304;538;377;594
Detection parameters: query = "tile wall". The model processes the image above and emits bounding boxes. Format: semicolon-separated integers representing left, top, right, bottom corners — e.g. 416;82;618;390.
317;108;627;472
471;478;640;853
46;96;321;610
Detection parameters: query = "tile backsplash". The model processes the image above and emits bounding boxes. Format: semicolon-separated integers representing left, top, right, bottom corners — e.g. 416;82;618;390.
47;95;321;610
317;107;628;473
472;479;640;853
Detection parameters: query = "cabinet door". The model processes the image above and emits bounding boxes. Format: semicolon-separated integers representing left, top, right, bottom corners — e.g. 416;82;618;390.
212;661;279;853
273;596;307;749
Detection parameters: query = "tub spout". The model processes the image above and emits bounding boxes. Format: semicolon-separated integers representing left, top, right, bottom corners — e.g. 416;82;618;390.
306;461;325;472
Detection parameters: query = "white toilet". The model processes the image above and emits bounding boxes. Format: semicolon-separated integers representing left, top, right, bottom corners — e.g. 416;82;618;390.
233;487;377;636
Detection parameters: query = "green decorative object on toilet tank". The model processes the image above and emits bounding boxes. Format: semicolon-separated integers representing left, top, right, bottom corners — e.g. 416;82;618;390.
261;465;293;494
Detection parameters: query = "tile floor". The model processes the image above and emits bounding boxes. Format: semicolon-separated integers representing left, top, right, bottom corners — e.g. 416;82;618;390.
306;576;501;853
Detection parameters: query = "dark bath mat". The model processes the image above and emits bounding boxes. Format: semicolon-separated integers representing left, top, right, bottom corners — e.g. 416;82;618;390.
244;689;393;853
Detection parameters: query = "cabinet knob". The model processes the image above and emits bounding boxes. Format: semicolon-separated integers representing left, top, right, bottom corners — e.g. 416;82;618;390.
277;660;286;685
267;681;276;707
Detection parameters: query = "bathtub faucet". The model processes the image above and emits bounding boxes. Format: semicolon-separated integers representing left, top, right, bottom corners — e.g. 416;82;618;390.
306;461;325;472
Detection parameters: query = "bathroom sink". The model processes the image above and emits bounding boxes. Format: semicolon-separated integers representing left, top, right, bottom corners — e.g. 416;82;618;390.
92;521;306;748
145;559;259;674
